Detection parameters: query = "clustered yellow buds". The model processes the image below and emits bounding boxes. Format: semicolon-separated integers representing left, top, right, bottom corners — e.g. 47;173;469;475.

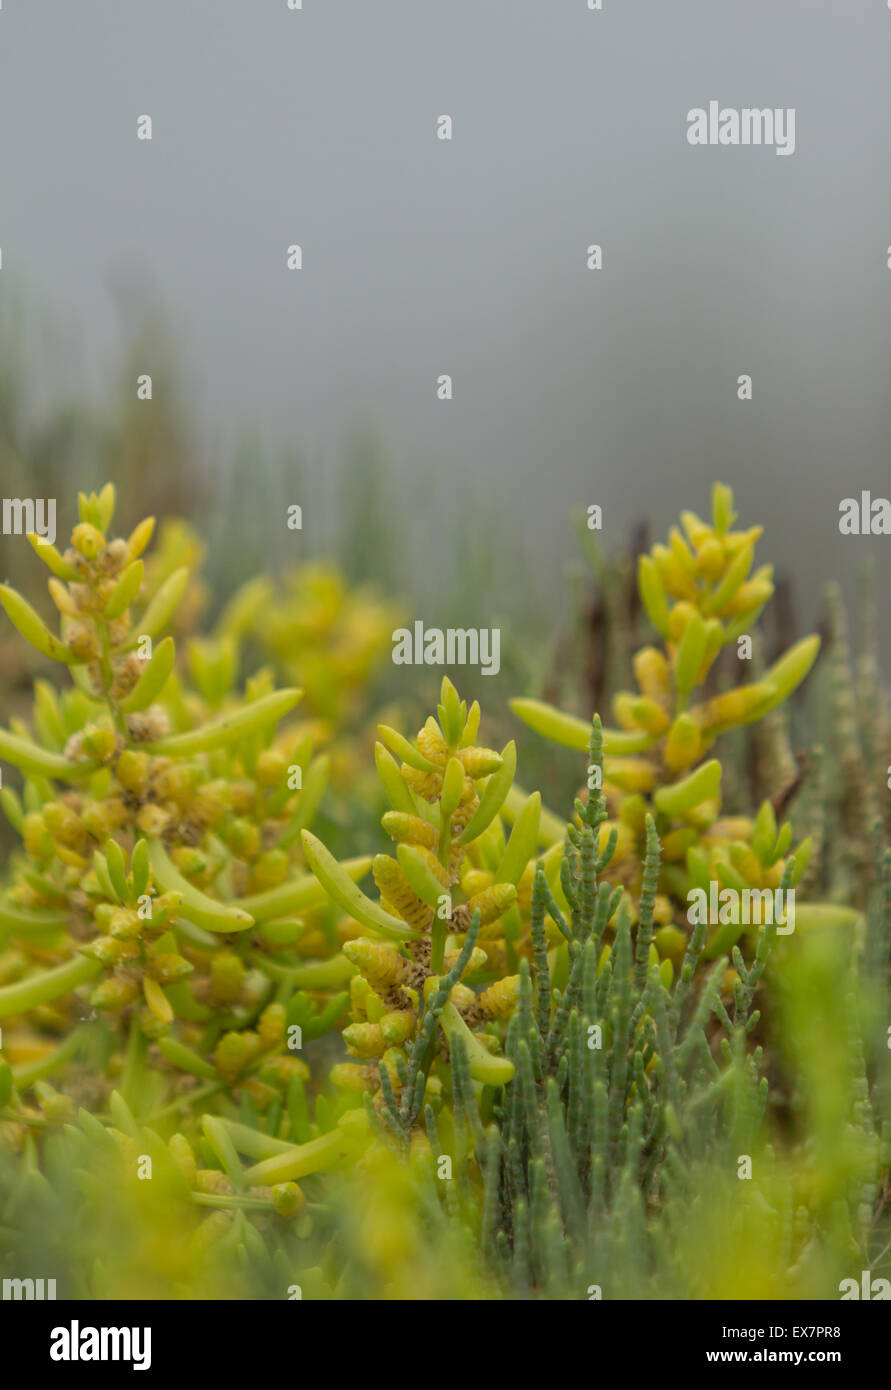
244;562;404;727
512;485;821;972
0;482;363;1118
304;676;539;1112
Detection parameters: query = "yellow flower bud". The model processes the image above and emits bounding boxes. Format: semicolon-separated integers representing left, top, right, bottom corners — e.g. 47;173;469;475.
226;817;260;859
724;524;763;554
618;794;648;834
272;1182;305;1218
80;725;118;762
258;1002;287;1050
139;1006;169;1040
343;1021;386;1057
349;974;372;1012
381;811;437;849
465;881;517;928
612;692;639;731
416;720;448;764
66;625;102;663
654;925;688;964
664;714;702;772
667;601;698;643
477;974;521;1019
668;526;698;575
721;968;740;996
696;535;725;580
22;812;53;859
660;826;698;861
423;976;475;1010
71;522;105;559
652;544;698;601
703;817;754;846
679;509;712;548
691;682;776;736
726;577;774;616
258;1055;310;1087
210;952;246;1006
115;749;151;796
379;1010;414;1045
137;803;171;837
85;935;136;966
190;781;230;828
143;974;173;1023
372;856;432;931
330;1062;373;1092
630;696;670;735
604;758;657;793
443;946;488;977
154;762;200;810
147;953;193;985
364;990;385;1024
633;647;672;702
256;748;289;787
41;800;84;848
195;1169;235;1196
100;538;129;575
91;974;141;1011
214;1030;260;1082
343;939;410;993
229;780;257;815
126;516;156;563
251;849;290;891
408;844;451;888
456;746;503;779
48;579;79;617
168;1133;197;1185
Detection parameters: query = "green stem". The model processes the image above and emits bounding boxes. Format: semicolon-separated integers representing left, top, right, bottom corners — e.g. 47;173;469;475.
0;956;101;1019
431;918;447;975
144;1080;225;1124
438;809;452;873
215;1117;295;1160
96;617;130;741
439;1003;515;1087
191;1192;274;1212
249;954;354;990
11;1027;87;1089
0;1107;49;1129
242;1111;369;1185
120;1012;148;1112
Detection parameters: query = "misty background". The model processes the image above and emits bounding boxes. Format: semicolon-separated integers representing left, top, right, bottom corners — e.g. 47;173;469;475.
1;0;889;667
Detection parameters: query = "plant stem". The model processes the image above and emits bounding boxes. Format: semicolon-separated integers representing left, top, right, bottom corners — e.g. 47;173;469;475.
0;956;101;1019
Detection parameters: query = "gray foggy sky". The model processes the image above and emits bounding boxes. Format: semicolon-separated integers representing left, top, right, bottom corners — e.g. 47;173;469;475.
1;0;890;630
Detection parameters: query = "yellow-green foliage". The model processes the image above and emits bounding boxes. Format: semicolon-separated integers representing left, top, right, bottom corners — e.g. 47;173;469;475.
302;675;545;1120
512;485;823;972
0;481;887;1302
0;484;365;1121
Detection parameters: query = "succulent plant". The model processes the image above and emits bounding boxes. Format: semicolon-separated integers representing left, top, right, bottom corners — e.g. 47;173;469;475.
0;484;363;1124
509;486;842;978
1;480;888;1303
300;675;541;1127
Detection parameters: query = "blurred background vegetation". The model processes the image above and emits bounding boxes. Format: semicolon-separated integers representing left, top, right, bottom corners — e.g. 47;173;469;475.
2;288;889;865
